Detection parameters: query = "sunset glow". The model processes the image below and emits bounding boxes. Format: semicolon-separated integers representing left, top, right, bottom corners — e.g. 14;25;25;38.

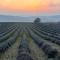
0;0;60;13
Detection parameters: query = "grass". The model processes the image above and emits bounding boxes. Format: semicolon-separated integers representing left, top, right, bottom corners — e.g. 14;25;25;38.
0;31;22;60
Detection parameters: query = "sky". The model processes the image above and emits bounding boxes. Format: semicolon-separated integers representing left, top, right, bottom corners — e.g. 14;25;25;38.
0;0;60;16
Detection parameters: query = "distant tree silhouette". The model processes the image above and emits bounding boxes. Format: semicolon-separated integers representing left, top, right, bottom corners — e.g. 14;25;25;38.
34;18;41;23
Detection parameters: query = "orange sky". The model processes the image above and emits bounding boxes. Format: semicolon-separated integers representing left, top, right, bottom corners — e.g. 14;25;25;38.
0;0;60;13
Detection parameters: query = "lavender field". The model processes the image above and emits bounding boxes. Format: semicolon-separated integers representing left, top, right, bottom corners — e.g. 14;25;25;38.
0;22;60;60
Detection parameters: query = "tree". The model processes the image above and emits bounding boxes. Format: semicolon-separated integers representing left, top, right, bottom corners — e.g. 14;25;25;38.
34;18;41;23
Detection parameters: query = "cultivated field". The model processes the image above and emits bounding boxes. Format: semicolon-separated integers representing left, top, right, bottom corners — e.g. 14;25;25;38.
0;22;60;60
